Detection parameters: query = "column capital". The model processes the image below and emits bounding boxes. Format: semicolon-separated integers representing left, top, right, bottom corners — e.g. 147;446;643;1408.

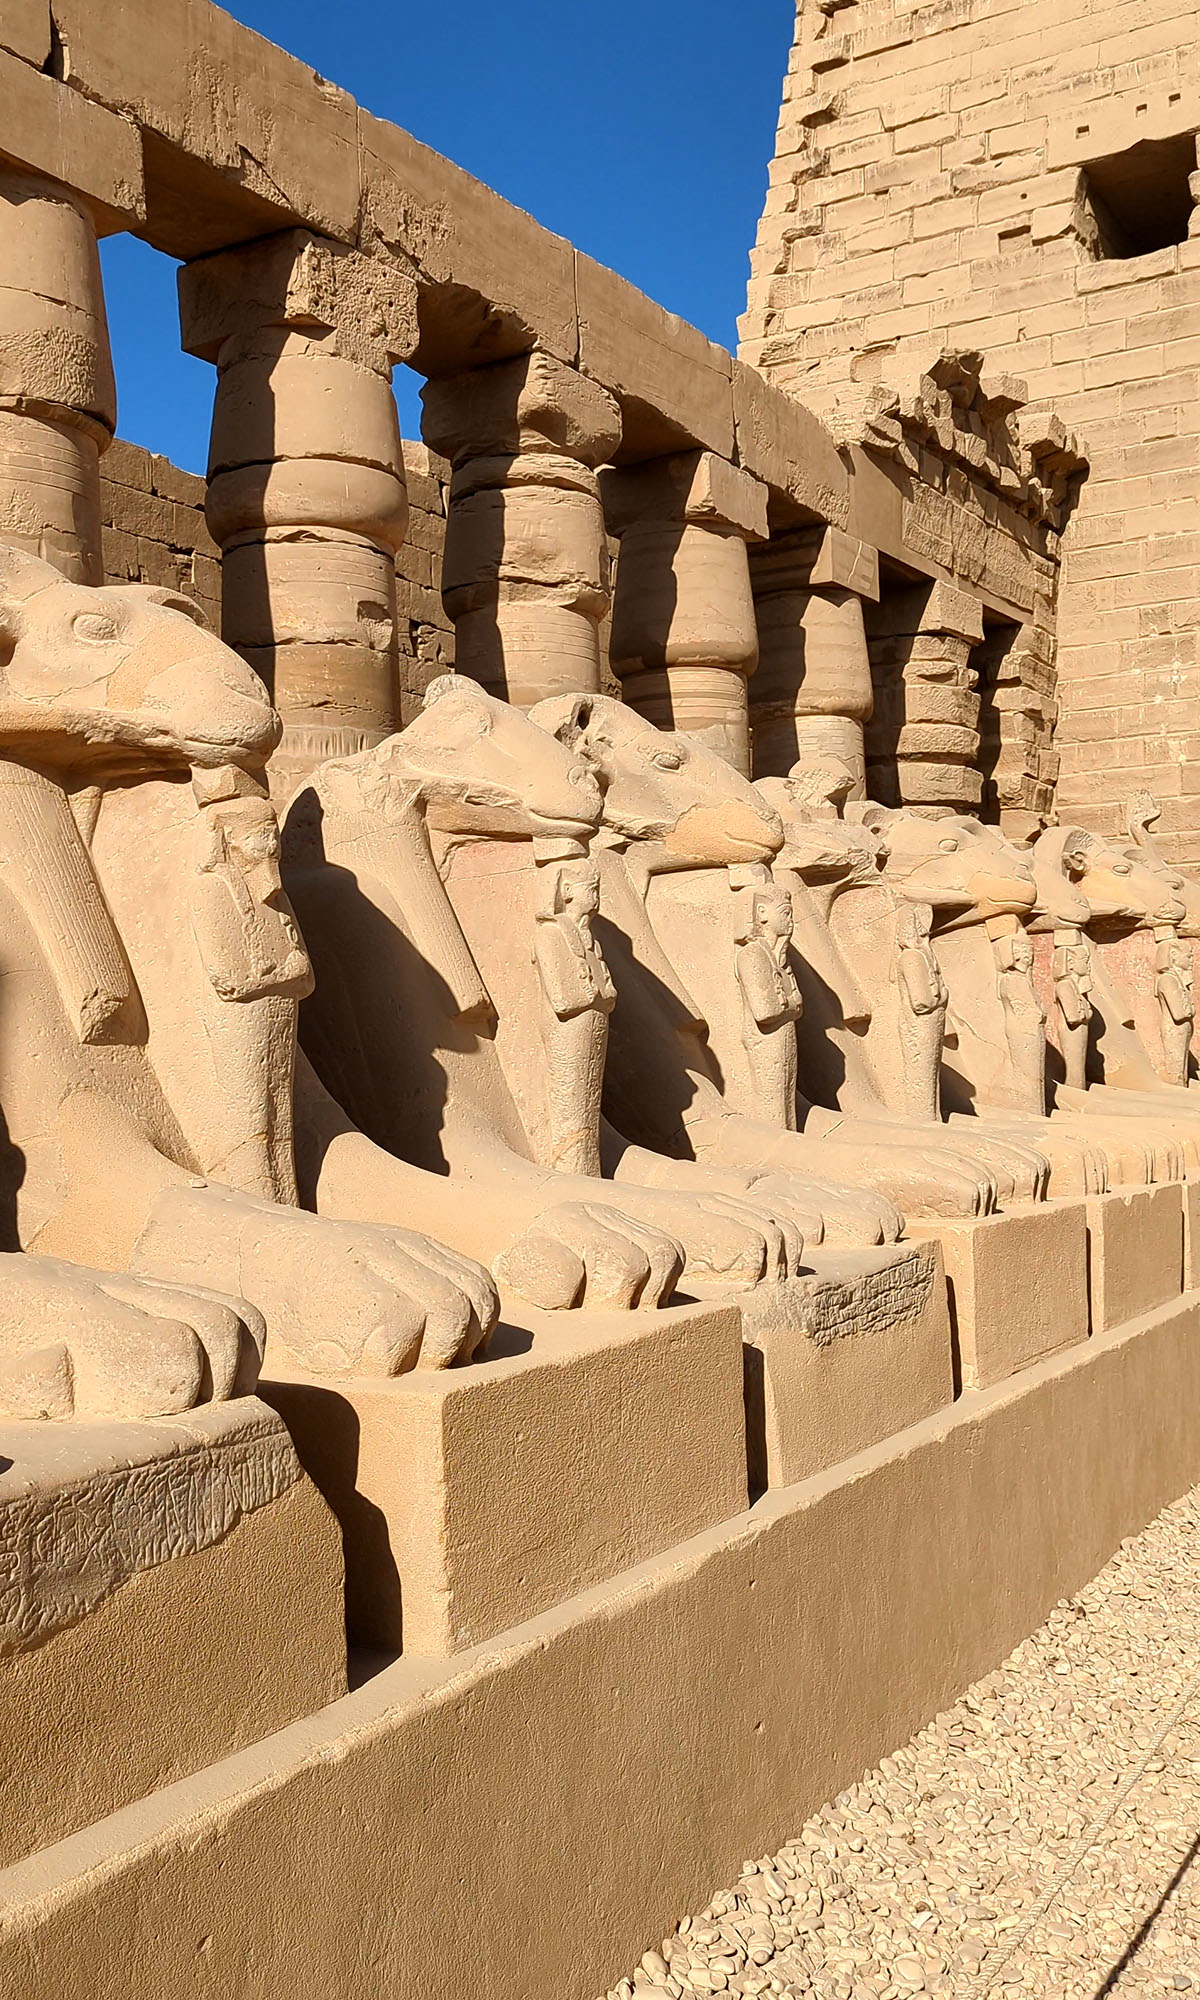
920;578;985;645
179;229;418;377
600;450;768;542
421;350;621;469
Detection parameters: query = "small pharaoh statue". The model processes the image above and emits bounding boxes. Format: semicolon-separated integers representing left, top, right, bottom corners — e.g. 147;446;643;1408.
191;765;314;1003
1154;923;1195;1087
992;923;1047;1117
730;862;803;1130
532;853;617;1176
893;901;947;1122
1052;924;1093;1091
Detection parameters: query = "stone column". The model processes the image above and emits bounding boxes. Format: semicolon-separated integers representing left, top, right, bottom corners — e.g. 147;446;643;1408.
421;350;621;708
748;526;880;794
599;451;769;775
0;169;117;583
179;230;417;779
865;577;985;810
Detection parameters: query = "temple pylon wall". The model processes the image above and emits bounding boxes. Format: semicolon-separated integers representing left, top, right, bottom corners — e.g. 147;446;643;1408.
743;0;1200;863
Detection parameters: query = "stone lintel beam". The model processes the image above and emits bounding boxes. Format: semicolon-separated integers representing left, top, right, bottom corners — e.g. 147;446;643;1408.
0;51;145;236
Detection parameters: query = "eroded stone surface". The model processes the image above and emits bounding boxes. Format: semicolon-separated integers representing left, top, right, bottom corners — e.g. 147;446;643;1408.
0;1399;300;1653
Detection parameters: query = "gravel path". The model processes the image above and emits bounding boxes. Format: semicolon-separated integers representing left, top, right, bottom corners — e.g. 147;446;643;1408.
600;1489;1200;2000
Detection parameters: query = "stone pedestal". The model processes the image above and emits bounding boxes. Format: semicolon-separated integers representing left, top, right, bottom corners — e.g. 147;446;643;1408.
1086;1183;1184;1335
1185;1179;1200;1291
740;1240;952;1491
0;1398;345;1869
262;1298;746;1656
910;1200;1089;1389
601;450;769;774
422;348;621;707
749;525;880;795
180;230;417;779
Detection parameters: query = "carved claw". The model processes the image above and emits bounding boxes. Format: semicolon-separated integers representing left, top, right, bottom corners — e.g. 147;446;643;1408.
0;1254;265;1421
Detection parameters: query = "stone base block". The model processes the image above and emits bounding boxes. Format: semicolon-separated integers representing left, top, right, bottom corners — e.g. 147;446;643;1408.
1087;1183;1184;1335
262;1299;746;1657
740;1241;952;1490
911;1200;1088;1390
1184;1180;1200;1291
0;1398;345;1870
9;1297;1200;2000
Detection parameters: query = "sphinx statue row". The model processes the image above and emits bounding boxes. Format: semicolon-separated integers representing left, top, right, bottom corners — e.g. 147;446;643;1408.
0;542;1195;1424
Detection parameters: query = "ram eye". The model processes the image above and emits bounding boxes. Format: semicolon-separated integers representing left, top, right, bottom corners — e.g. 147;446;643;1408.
938;837;959;853
650;748;683;771
1111;861;1131;876
72;610;119;643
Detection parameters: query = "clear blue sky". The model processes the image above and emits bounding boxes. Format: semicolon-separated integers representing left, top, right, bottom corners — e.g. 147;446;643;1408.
98;0;793;471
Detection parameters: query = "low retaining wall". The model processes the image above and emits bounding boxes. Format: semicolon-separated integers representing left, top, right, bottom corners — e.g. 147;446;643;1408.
3;1292;1198;2000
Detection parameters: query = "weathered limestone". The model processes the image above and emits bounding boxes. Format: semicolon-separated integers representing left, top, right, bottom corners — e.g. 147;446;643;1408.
0;1397;345;1868
601;450;769;774
264;1299;747;1655
421;349;621;706
180;229;417;779
749;525;880;794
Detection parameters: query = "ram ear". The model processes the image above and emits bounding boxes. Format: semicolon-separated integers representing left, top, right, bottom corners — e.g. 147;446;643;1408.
528;691;594;749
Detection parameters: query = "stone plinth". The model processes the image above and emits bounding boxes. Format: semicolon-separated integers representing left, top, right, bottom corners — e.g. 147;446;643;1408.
911;1201;1089;1390
0;1398;345;1869
262;1299;746;1656
1086;1184;1184;1336
740;1241;952;1490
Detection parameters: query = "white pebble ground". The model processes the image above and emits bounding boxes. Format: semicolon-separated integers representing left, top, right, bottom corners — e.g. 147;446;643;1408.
601;1488;1200;1999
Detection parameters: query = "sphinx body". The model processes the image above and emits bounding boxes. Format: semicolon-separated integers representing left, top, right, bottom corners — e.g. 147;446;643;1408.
281;676;812;1301
0;545;501;1381
1028;819;1200;1170
526;695;1068;1226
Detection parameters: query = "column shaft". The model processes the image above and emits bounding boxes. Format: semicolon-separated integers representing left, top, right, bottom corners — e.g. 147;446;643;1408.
422;350;621;709
601;451;768;775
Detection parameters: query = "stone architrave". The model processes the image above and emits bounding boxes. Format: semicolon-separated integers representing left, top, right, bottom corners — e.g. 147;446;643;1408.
749;525;880;795
601;450;769;775
0;169;117;585
179;229;418;780
421;349;621;708
866;576;986;810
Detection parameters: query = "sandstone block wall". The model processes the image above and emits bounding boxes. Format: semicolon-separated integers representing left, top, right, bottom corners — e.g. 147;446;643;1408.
397;440;455;721
100;439;221;629
743;0;1200;862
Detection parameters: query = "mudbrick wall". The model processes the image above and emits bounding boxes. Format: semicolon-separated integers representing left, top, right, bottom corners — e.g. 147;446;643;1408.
743;0;1200;862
